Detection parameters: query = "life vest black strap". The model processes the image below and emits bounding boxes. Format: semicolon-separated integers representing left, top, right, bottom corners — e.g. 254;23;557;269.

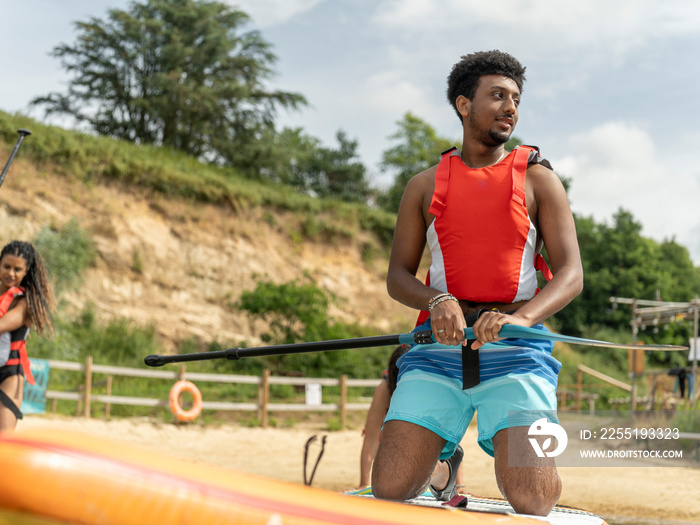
0;389;23;419
461;339;480;390
462;309;487;390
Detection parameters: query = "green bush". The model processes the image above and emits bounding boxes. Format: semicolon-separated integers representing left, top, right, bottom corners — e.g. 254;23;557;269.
237;278;395;378
33;217;96;294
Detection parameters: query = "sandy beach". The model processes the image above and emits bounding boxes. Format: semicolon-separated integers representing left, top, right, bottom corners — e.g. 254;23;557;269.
15;415;700;524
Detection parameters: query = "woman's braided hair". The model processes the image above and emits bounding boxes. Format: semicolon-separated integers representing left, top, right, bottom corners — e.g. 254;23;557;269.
386;345;410;396
1;240;55;335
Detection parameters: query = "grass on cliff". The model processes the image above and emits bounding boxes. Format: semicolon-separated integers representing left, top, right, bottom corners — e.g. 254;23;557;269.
0;110;396;248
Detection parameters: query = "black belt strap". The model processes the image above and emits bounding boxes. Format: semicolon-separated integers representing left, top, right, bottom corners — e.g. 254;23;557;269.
461;339;480;389
0;390;23;419
462;309;486;390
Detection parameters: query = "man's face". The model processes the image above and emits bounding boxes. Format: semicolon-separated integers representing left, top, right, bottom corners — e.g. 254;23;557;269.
465;74;520;146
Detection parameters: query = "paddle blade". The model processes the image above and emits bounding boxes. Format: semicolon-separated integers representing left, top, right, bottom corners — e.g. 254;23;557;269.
488;325;688;352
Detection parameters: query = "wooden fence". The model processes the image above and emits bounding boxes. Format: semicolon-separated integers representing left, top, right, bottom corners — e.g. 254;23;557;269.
41;358;697;432
39;359;635;426
44;357;381;429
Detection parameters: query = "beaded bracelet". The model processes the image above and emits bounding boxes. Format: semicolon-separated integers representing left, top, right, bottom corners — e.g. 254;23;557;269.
428;292;450;305
427;292;458;312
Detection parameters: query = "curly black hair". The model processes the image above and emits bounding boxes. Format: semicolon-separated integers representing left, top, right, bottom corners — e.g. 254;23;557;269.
446;50;526;121
1;240;55;335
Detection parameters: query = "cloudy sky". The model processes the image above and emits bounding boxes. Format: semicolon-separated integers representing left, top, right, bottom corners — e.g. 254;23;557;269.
3;0;700;264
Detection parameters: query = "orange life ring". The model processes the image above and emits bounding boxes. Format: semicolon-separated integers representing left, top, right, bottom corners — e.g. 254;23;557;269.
169;380;202;422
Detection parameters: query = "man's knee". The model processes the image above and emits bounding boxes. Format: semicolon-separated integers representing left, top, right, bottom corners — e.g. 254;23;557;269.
502;472;561;516
371;471;416;501
493;427;562;516
371;451;430;501
371;420;444;501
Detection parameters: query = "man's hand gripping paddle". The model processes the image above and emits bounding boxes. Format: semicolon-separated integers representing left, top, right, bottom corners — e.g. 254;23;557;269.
144;326;687;367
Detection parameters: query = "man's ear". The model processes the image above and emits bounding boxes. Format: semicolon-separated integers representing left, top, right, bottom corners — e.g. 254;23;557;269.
456;95;471;118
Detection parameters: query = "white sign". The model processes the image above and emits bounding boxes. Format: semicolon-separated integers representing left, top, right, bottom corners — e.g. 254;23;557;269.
305;383;322;406
689;338;700;361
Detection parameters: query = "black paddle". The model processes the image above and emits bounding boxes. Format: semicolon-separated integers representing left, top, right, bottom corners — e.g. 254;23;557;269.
0;129;32;188
144;326;687;367
144;330;435;367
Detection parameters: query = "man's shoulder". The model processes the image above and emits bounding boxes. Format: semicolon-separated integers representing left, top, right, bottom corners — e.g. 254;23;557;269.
410;163;439;185
403;164;439;205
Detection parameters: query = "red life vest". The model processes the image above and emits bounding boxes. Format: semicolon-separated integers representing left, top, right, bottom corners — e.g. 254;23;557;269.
0;286;34;385
417;146;552;325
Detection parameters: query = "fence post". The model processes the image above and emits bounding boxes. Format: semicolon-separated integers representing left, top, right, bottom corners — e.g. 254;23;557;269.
340;374;347;430
576;367;583;411
83;356;93;418
76;385;83;416
259;369;270;428
105;375;113;419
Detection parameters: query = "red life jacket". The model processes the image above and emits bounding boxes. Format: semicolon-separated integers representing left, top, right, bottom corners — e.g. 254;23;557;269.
416;146;552;326
0;286;34;385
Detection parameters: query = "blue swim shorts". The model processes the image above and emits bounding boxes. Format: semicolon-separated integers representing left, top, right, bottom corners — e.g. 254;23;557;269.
384;369;557;459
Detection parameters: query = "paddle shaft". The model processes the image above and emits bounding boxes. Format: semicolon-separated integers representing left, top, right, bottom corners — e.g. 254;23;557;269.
144;331;434;367
0;129;31;188
143;326;687;367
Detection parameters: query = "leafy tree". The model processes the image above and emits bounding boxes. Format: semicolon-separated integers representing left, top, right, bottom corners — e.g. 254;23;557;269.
261;128;372;203
306;131;371;202
553;209;700;344
377;113;455;213
259;127;319;189
31;0;306;169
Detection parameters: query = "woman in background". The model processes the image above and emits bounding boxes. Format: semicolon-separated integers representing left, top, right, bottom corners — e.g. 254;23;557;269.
0;240;55;432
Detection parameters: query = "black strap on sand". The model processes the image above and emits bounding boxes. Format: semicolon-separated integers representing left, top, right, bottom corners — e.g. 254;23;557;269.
0;390;23;419
303;434;327;486
462;309;486;390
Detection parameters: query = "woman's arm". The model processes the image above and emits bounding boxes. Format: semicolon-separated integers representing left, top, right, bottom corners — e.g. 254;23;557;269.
0;299;28;333
357;380;391;488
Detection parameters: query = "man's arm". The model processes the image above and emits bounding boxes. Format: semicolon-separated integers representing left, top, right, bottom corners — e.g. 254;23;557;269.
386;168;468;346
471;164;583;346
386;169;434;309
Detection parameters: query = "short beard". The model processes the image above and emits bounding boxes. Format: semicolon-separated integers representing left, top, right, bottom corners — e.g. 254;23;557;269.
468;112;511;146
485;129;510;146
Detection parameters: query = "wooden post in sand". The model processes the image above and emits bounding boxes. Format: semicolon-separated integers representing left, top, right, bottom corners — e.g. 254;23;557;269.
83;356;93;418
576;367;583;411
259;369;270;428
340;375;347;429
105;376;113;418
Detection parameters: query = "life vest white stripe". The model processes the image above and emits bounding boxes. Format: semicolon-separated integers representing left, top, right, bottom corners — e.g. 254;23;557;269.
426;221;448;293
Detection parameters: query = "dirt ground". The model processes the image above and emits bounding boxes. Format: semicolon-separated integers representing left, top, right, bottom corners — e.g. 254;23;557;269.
14;414;700;525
